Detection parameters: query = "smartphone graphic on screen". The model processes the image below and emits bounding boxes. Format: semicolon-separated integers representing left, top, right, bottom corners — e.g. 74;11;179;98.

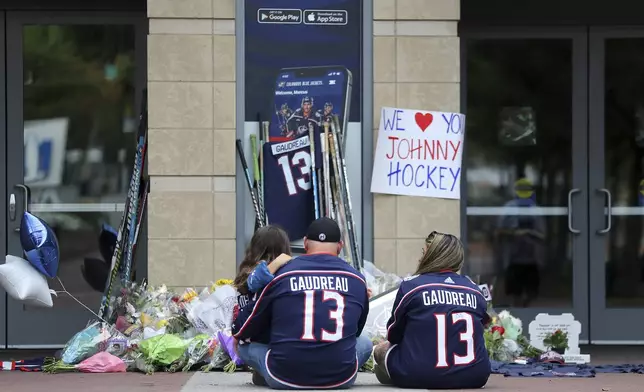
270;66;352;141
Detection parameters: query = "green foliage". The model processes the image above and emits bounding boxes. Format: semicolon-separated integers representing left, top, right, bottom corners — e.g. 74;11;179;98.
517;334;544;358
543;329;568;350
483;329;505;360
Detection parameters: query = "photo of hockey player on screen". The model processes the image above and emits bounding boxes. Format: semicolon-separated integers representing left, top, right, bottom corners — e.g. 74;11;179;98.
270;66;352;142
283;96;322;139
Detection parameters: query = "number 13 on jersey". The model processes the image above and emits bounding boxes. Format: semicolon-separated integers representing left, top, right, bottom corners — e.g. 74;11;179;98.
300;290;345;342
277;150;312;196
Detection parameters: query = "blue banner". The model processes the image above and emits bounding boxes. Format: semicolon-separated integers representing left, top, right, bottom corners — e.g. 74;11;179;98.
244;0;363;123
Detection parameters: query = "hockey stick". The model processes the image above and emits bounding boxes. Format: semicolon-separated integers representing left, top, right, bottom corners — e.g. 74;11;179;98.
328;132;352;265
261;121;270;224
122;127;148;283
323;122;334;218
250;134;264;231
308;123;320;219
237;139;264;226
127;179;150;281
317;167;324;217
331;117;361;269
319;126;327;217
98;91;148;319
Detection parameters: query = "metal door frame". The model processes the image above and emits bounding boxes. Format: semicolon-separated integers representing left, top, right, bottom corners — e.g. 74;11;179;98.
5;10;146;348
0;12;6;348
460;27;591;343
588;26;644;344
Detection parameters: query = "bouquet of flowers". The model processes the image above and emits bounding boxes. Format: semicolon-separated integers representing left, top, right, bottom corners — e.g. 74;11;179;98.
361;260;401;298
484;309;543;361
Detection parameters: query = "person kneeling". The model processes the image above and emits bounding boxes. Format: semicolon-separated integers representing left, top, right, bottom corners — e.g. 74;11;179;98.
373;231;491;389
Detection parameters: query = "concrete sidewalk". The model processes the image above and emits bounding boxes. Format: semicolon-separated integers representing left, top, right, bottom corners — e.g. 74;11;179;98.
2;371;643;392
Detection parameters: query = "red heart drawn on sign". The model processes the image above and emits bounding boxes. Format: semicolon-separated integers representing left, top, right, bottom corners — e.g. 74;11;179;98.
415;112;433;131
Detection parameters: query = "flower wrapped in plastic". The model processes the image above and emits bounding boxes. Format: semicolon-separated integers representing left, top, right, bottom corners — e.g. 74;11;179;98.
44;321;123;373
138;333;190;371
182;284;237;336
181;334;217;372
44;352;127;373
60;321;116;364
200;336;229;372
360;260;401;298
484;310;543;361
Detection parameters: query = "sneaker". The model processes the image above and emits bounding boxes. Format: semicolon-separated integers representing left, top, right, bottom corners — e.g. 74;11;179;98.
252;370;268;386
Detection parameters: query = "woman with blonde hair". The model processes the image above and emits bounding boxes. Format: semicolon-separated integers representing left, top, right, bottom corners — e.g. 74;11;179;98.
373;231;491;389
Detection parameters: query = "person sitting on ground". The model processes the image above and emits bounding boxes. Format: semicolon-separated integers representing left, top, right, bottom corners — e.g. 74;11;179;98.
232;217;372;389
373;231;491;389
233;225;293;310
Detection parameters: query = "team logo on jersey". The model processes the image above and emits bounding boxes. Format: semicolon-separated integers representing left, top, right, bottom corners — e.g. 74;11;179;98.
444;277;455;284
319;233;326;241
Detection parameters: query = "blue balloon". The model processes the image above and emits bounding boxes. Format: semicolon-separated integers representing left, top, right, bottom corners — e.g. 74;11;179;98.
19;212;60;278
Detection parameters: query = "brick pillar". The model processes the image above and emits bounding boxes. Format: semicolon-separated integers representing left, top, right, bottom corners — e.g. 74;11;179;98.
146;0;237;289
372;0;461;275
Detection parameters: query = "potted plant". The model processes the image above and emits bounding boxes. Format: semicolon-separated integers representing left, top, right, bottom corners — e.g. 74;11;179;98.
542;329;568;354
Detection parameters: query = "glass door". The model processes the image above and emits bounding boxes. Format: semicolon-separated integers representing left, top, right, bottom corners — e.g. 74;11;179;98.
463;28;591;342
5;12;145;347
588;27;644;343
0;14;6;348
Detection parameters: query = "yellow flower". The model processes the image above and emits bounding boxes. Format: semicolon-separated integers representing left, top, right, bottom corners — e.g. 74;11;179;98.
210;279;233;292
182;289;198;302
140;313;151;327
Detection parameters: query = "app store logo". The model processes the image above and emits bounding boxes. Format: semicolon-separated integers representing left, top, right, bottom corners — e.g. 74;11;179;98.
303;10;348;25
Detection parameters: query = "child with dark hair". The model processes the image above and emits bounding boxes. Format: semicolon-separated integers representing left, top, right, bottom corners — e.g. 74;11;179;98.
233;225;293;309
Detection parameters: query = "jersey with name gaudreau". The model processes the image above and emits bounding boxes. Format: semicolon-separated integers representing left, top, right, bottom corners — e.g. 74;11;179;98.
263;134;324;240
232;254;369;388
385;272;490;387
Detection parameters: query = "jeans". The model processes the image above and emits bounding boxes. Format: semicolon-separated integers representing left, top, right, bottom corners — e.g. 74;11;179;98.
238;335;373;390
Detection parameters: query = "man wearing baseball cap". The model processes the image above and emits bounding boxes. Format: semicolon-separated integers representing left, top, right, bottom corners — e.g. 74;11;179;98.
233;217;372;389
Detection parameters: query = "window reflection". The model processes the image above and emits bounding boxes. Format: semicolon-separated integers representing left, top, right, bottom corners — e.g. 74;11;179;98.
604;38;644;307
466;39;574;308
23;25;137;306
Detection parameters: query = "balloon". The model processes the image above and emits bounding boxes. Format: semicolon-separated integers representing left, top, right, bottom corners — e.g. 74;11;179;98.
81;257;110;293
98;223;118;264
0;255;53;307
20;212;60;278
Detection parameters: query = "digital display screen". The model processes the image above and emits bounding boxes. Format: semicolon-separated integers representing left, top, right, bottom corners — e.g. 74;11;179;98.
271;68;348;141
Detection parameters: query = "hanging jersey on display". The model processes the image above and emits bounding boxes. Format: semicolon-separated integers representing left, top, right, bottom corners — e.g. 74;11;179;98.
263;135;316;240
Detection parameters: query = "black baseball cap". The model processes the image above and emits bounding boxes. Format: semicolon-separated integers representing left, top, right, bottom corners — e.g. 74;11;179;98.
306;217;342;243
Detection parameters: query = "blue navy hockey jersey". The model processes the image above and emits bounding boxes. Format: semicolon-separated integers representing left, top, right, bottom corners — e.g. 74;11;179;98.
232;253;370;388
263;135;320;240
384;272;491;389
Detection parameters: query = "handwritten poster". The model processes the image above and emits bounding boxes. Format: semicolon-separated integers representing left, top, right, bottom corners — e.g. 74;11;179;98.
370;107;465;199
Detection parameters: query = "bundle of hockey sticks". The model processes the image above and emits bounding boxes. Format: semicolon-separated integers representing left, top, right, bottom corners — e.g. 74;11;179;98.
313;115;361;270
97;91;149;320
236;115;361;270
236;117;269;230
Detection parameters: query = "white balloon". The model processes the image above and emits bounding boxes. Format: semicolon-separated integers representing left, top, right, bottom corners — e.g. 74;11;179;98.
0;255;53;308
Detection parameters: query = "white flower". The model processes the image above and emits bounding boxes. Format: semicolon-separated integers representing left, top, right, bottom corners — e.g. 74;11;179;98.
126;302;136;315
498;310;511;319
510;316;523;332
